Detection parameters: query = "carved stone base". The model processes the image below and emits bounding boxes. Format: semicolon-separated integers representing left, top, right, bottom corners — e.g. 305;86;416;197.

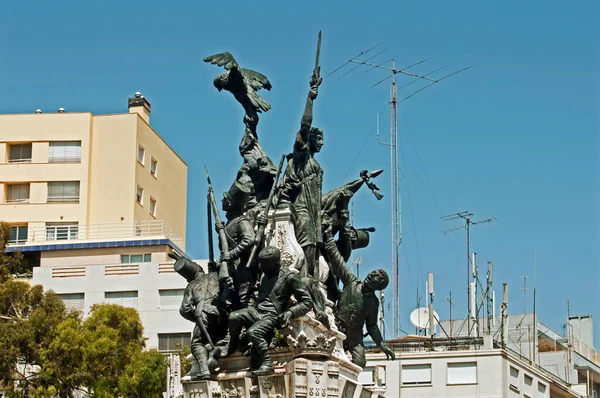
262;208;305;272
182;316;381;397
181;358;384;398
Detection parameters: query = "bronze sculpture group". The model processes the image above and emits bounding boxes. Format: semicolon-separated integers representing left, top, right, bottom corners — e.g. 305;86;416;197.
173;33;395;379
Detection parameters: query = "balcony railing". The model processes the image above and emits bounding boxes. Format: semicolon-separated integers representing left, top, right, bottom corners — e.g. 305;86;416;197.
9;220;184;249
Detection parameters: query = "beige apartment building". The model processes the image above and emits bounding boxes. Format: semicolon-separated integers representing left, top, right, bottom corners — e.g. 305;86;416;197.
0;93;187;251
0;94;192;350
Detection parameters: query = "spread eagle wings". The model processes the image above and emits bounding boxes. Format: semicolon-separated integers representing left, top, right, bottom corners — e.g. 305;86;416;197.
204;52;272;113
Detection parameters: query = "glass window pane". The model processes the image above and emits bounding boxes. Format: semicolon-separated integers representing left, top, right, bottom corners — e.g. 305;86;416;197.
138;145;145;164
143;254;151;262
402;364;431;385
17;226;28;241
9;227;17;242
159;289;184;308
158;333;190;352
49;141;81;163
121;255;130;264
447;362;477;385
7;184;30;202
9;144;32;162
105;291;138;308
130;254;143;263
47;181;80;202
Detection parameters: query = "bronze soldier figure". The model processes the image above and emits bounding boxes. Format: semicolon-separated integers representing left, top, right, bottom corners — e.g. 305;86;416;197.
171;253;228;380
218;246;313;376
217;180;256;310
322;224;395;368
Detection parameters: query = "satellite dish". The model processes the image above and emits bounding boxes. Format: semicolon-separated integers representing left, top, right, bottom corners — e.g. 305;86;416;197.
410;307;440;329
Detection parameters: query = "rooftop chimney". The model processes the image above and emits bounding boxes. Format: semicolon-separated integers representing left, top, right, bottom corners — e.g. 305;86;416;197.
128;92;151;123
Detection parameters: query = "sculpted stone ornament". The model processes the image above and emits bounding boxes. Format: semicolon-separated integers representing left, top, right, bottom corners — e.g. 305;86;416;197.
322;223;395;368
171;252;228;380
216;246;313;376
285;331;337;358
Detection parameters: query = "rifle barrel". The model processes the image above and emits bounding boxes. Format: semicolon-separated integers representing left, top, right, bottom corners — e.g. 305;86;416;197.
245;154;286;268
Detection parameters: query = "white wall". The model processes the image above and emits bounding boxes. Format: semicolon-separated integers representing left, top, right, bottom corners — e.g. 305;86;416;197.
32;255;203;349
366;349;555;398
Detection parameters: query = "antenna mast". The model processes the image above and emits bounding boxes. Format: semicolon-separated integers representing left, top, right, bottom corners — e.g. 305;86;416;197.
442;211;495;337
327;48;473;338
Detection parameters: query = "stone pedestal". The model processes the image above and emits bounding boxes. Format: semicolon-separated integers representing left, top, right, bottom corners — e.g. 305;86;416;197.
182;358;383;398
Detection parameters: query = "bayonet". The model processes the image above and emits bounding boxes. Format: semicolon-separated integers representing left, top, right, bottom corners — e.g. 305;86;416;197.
245;154;287;268
207;193;214;264
204;166;231;284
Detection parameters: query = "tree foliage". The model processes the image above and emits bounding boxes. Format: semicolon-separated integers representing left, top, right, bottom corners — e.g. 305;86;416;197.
118;350;168;398
0;222;169;397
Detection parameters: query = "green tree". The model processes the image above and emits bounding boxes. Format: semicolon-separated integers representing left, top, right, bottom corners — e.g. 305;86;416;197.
0;222;30;279
0;222;170;397
118;349;168;398
82;304;146;397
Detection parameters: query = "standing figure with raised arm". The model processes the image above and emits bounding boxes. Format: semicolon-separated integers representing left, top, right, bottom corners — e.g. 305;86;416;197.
322;222;395;368
280;34;324;278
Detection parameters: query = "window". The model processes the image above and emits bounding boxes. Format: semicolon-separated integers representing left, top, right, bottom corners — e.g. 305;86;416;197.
57;293;84;311
150;158;158;177
121;253;152;263
149;197;157;217
447;362;477;385
46;222;78;241
47;181;80;202
402;364;431;386
524;374;533;386
136;186;143;205
6;184;30;203
9;143;32;163
105;291;138;308
137;144;145;165
509;366;519;391
159;289;184;308
537;382;546;394
158;333;191;352
8;225;28;244
48;141;81;163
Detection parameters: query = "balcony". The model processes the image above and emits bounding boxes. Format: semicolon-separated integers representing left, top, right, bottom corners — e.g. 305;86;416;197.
7;220;184;251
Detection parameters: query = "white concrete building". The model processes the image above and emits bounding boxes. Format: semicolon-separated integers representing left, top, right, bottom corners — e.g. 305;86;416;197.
361;314;598;398
27;241;201;350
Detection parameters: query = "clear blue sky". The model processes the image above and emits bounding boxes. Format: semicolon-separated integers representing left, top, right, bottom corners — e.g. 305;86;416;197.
1;1;598;344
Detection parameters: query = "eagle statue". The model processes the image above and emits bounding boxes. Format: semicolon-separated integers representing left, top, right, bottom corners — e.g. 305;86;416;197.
203;52;272;124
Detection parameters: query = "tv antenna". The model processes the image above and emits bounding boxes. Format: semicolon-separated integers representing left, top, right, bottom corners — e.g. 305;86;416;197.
444;291;456;338
327;46;474;339
354;257;362;279
442;211;495;337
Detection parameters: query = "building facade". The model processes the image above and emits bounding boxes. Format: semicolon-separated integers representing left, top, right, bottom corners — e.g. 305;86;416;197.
362;314;599;398
2;94;193;350
0;93;187;250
